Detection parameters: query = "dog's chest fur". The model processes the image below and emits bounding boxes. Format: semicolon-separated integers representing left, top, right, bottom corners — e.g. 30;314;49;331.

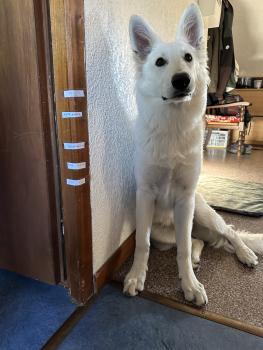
135;96;204;213
136;97;203;170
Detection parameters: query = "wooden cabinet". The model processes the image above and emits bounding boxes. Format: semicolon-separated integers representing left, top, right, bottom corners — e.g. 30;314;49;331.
234;89;263;144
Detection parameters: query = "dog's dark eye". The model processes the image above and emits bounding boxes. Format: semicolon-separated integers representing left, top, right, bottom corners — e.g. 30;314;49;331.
155;57;167;67
184;53;192;62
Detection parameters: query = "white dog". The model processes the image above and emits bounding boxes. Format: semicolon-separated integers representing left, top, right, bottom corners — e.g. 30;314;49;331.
124;4;263;305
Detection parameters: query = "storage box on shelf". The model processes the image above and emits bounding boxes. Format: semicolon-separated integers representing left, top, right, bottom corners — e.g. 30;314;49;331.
205;129;230;149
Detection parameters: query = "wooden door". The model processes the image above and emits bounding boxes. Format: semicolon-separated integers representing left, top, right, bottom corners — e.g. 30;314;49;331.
0;0;62;283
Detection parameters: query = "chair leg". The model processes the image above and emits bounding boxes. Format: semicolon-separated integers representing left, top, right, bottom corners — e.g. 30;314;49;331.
238;106;246;156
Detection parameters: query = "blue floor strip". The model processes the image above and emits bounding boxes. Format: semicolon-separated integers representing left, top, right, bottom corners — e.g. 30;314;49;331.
58;285;263;350
1;270;262;350
0;269;76;350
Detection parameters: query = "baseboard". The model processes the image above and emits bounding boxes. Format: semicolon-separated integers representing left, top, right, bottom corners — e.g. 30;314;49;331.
95;232;135;292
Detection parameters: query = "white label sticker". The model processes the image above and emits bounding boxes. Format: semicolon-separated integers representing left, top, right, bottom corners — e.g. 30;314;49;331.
62;112;83;119
67;178;86;186
67;162;86;170
64;142;85;150
64;90;85;98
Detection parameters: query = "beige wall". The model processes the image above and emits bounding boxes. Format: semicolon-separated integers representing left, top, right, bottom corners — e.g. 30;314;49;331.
231;0;263;76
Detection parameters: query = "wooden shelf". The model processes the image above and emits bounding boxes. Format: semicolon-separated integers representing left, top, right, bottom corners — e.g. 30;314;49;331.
207;123;239;130
206;101;250;109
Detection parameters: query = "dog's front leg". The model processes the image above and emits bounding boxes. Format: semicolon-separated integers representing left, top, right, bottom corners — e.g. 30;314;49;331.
175;191;208;306
124;188;155;296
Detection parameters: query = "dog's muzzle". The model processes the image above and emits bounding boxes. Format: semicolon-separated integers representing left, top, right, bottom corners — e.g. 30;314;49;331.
162;73;192;101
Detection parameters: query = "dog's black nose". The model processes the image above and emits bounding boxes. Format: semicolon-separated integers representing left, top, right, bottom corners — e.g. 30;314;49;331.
171;73;190;91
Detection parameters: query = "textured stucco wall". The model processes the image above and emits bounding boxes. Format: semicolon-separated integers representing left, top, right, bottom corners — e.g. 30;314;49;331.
231;0;263;76
84;0;194;273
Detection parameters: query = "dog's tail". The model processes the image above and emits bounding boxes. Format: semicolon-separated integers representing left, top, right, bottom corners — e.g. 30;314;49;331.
238;231;263;254
194;192;263;255
206;227;263;255
151;222;263;256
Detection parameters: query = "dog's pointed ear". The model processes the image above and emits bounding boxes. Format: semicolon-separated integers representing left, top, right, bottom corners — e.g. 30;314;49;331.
176;4;204;49
129;15;158;60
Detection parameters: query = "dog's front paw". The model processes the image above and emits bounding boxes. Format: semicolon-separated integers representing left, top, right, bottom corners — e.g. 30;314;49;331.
123;267;147;296
236;246;258;267
181;276;208;306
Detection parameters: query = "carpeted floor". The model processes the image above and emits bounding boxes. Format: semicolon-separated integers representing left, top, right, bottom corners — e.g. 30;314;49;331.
0;269;76;350
114;213;263;331
58;284;263;350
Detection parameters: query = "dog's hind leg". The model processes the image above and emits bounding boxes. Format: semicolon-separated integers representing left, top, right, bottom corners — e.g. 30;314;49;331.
151;224;204;269
191;238;204;269
193;192;259;267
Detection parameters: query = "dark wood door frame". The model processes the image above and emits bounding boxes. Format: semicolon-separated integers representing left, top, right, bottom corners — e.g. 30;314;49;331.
33;0;64;283
48;0;93;304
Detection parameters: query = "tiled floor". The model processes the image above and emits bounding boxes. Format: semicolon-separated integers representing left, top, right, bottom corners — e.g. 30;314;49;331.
203;148;263;183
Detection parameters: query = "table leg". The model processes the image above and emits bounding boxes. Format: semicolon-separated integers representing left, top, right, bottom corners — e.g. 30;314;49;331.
237;106;246;156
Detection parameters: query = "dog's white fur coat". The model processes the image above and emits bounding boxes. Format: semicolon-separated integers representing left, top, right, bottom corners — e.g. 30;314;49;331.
124;4;263;305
